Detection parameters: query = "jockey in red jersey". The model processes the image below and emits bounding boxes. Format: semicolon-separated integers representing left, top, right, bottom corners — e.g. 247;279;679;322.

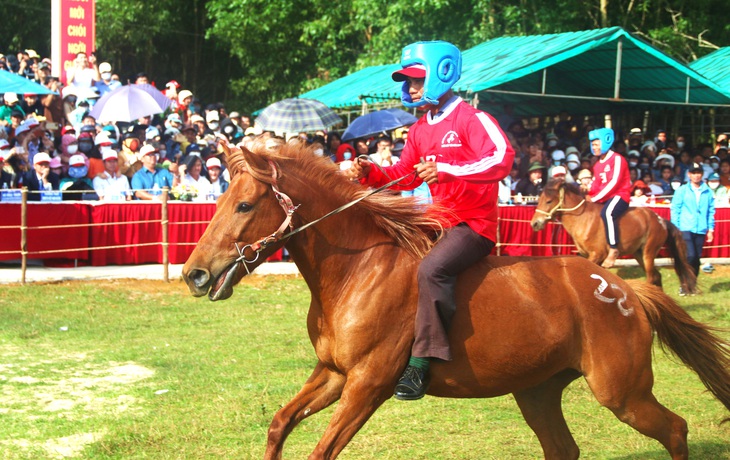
589;127;632;268
346;41;514;400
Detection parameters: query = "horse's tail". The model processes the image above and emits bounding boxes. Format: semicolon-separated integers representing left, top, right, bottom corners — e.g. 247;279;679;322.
628;280;730;423
663;219;698;294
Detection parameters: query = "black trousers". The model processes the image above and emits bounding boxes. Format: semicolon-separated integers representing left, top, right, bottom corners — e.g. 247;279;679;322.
412;223;495;361
600;196;629;248
682;231;706;276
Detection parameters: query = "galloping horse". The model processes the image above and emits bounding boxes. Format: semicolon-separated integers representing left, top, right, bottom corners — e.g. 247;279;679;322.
183;139;730;459
531;179;698;294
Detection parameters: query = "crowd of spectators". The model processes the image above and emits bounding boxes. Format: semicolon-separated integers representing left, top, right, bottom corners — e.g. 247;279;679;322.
1;49;253;202
2;49;729;208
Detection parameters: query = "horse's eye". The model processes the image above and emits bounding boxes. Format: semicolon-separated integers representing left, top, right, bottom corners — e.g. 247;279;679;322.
237;202;253;213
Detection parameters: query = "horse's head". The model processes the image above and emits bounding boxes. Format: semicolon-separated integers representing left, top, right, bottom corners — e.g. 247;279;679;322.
182;138;297;301
531;178;566;231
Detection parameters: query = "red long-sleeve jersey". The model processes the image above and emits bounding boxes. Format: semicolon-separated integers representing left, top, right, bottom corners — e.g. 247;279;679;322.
590;150;632;203
364;98;514;241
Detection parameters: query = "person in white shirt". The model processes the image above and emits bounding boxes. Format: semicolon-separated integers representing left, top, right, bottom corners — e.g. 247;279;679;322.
368;136;400;166
179;155;211;201
93;150;131;201
205;157;228;200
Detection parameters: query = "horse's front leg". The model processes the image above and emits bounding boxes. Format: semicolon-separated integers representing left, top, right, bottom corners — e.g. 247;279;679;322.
265;362;345;460
308;365;400;459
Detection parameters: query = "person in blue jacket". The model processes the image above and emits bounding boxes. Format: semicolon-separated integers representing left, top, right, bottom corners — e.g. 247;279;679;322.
670;162;715;291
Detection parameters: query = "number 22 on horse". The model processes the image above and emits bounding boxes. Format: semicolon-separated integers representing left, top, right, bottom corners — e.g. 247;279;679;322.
182;137;730;460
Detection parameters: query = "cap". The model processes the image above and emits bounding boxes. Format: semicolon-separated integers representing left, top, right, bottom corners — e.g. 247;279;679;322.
244;126;263;136
688;162;704;173
99;62;112;73
551;149;565;161
551;165;567;177
94;131;112;146
708;172;720;181
25;49;40;59
181;124;196;133
190;114;205;124
641;140;657;152
38;62;50;70
33;152;51;165
391;64;427;82
102;149;119;161
566;153;580;165
61;125;76;136
49;157;62;168
14;121;31;136
528;161;545;173
206;111;220;123
145;126;160;140
0;139;9;150
565;146;579;156
178;90;193;103
206;157;222;169
69;154;86;167
166;80;180;89
577;169;593;180
4;92;19;104
228;111;240;119
140;144;157;156
628;150;640;158
630;127;642;135
166;113;182;124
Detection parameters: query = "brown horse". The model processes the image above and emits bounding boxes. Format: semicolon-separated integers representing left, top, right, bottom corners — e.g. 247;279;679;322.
182;139;730;459
531;179;698;294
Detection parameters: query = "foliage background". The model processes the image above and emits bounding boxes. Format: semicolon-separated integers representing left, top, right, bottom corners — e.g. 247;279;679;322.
1;0;729;113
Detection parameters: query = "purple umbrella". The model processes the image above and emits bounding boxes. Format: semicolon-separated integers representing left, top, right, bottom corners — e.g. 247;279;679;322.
89;85;168;123
133;83;172;111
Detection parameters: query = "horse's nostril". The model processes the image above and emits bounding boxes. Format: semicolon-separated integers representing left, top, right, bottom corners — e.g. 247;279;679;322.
189;269;210;288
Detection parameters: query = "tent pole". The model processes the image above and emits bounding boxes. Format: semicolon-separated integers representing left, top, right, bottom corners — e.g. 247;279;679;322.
613;38;623;99
685;77;690;104
541;69;547;95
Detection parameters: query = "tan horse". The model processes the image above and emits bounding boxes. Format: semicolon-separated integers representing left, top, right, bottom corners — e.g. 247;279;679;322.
183;139;729;459
531;179;698;294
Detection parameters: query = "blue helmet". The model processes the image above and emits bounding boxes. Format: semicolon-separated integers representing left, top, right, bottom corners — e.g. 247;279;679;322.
393;41;462;108
588;128;615;155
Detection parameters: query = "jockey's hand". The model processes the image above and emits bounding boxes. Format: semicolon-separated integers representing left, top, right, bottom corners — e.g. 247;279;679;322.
415;160;438;185
345;158;371;181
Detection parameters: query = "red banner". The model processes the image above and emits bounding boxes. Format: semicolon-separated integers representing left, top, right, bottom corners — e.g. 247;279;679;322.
52;0;96;84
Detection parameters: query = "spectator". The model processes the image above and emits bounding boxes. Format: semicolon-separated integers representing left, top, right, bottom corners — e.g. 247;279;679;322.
0;93;25;126
325;132;342;160
629;180;651;207
654;129;667;151
577;168;593;193
671;162;715;293
93;150;131;201
20;94;44;118
0;140;13;188
177;90;193;122
334;143;355;164
131;144;174;200
61;154;98;200
134;72;149;85
205;110;220;134
369;136;399;166
19;151;59;200
177;154;210;201
49;156;63;179
514;161;545;198
95;62;122;97
719;158;730;190
654;165;675;196
627;150;640;168
205;157;228;199
66;52;100;90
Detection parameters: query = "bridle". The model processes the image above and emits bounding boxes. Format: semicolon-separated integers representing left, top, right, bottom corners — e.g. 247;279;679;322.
232;158;418;274
533;185;586;221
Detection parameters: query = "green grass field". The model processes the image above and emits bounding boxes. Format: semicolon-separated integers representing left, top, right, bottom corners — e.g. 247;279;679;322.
0;266;728;459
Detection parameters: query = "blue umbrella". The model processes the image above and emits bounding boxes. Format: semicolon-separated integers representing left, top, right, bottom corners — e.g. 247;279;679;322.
0;70;57;95
255;98;342;133
341;108;418;141
89;85;167;123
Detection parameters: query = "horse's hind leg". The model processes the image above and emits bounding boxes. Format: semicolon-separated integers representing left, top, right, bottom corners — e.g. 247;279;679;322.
513;369;582;460
587;365;688;459
641;241;663;287
265;362;345;460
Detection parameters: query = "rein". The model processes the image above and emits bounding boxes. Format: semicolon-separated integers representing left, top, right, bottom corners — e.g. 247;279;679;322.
534;186;586;220
233;159;418;273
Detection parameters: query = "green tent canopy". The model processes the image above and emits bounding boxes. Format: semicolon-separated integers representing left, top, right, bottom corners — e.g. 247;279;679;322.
690;47;730;91
298;27;730;117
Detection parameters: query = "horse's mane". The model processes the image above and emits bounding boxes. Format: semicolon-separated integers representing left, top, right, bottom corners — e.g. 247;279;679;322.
226;137;444;259
546;178;586;197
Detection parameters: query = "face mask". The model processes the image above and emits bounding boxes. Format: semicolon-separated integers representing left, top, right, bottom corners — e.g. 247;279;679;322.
313;148;324;156
208;122;219;130
708;181;720;190
677;142;685;149
79;142;93;153
101;72;112;81
343;151;352;161
553;160;563;166
671;181;681;191
711;162;719;171
629;161;638;167
67;144;78;154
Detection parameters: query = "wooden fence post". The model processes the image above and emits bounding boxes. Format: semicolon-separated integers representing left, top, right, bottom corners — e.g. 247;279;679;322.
161;187;169;283
20;187;28;285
